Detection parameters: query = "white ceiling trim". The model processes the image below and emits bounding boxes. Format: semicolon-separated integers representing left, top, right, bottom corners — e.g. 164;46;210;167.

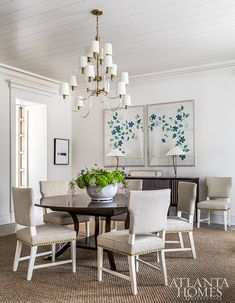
8;79;57;96
1;60;235;87
131;60;235;82
0;62;60;84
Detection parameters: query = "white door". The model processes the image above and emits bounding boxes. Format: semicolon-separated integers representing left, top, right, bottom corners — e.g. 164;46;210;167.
26;104;47;199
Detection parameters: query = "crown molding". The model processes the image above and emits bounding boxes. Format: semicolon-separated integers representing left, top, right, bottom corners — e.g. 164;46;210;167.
7;79;57;96
0;63;60;84
130;60;235;83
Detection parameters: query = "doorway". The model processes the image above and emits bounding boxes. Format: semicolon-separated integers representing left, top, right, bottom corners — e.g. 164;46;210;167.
15;99;47;199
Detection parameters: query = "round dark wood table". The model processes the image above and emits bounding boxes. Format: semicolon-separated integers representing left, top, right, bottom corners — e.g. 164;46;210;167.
35;193;129;270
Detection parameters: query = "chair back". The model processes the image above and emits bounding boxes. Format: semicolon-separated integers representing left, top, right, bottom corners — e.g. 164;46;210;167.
40;180;69;198
12;187;37;227
128;189;171;235
206;177;232;199
177;182;197;216
127;179;142;191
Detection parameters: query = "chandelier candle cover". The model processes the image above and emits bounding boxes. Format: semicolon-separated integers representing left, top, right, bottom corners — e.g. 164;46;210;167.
60;9;132;118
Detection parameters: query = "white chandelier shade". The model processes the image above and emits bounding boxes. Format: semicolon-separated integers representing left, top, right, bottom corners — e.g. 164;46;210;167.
60;9;131;118
60;82;70;99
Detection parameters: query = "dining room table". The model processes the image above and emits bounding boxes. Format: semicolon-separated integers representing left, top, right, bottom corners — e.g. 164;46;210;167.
35;193;129;271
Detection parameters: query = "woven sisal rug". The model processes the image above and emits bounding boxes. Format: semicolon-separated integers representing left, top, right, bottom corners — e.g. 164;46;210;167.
0;228;234;303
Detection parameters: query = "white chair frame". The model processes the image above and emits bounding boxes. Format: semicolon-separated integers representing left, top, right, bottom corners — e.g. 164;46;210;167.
197;197;231;231
97;231;167;295
13;224;76;281
164;211;196;258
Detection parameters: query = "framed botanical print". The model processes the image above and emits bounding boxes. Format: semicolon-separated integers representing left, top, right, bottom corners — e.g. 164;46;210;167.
54;138;69;165
104;106;145;167
147;100;195;166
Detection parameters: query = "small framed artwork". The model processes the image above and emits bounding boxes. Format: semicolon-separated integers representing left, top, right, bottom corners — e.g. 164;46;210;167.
54;138;69;165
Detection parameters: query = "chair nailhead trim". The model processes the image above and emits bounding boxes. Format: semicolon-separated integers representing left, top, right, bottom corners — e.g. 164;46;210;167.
198;208;230;211
19;238;76;247
166;230;192;233
98;245;163;256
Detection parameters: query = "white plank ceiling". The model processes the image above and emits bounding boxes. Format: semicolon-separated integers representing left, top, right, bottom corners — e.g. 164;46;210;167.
1;0;235;81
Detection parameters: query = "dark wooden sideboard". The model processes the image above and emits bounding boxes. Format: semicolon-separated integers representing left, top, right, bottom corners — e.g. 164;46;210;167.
126;176;200;218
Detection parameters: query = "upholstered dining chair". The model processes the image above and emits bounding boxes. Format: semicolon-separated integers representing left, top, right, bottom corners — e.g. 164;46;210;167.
100;179;143;233
197;177;232;231
164;182;197;258
97;189;171;295
40;180;90;237
12;187;76;281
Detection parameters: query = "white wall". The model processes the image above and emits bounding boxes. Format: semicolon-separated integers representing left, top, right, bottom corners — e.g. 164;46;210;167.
72;68;235;225
0;65;72;224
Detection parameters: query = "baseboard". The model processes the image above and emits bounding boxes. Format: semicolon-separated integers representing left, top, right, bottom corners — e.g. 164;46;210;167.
0;214;12;225
199;212;235;226
170;207;235;226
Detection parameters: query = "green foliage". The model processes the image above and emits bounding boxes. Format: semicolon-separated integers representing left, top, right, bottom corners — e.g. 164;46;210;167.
75;167;126;189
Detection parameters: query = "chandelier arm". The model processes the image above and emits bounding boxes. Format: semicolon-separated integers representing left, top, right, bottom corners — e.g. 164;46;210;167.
79;101;92;118
75;95;93;119
106;95;119;100
105;96;123;112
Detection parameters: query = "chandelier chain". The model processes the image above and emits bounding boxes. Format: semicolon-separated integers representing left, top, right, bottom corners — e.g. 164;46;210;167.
96;14;99;41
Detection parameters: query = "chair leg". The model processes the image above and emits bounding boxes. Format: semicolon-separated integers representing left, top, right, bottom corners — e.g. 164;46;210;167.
128;256;137;295
71;240;76;273
157;251;160;262
97;247;103;281
51;243;56;263
85;221;90;237
13;240;22;271
208;211;210;225
100;220;105;234
135;255;139;272
27;246;37;281
159;250;168;286
178;232;184;248
188;231;196;259
224;211;227;231
197;209;201;228
228;209;231;227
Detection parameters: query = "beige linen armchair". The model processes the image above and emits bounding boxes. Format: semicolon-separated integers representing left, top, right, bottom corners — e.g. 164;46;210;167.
97;189;171;295
12;187;76;281
100;179;143;232
164;182;197;258
197;177;232;231
40;180;90;236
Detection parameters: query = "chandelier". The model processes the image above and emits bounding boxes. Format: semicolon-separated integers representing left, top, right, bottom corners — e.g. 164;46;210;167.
60;9;131;118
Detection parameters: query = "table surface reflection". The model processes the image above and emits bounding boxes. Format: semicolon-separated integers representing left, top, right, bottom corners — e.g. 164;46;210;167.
36;193;129;216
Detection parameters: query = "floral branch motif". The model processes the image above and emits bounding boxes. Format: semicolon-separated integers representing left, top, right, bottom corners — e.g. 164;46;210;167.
107;111;143;152
148;105;190;160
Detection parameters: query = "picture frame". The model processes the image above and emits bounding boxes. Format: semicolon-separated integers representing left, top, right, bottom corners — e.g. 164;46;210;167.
54;138;69;165
129;170;162;177
104;106;145;167
147;100;195;167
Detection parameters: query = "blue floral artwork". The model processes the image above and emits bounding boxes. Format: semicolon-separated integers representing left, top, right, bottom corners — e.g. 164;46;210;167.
104;107;144;166
148;101;195;166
